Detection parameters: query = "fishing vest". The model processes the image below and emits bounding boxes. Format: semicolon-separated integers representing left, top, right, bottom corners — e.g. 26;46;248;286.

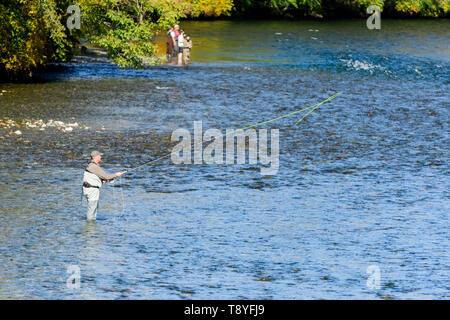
83;167;102;188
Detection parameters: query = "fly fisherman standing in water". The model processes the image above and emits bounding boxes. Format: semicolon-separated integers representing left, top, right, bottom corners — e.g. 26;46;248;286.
82;150;127;221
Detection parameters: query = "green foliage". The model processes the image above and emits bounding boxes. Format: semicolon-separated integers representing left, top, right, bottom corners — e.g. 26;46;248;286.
76;0;156;68
0;0;72;77
327;0;385;17
1;0;233;75
234;0;449;17
269;0;322;12
386;0;449;17
77;0;233;68
233;0;322;16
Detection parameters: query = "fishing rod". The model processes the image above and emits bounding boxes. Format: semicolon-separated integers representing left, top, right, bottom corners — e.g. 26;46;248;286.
121;92;342;174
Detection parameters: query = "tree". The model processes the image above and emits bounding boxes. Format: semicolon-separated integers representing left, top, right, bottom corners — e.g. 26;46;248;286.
76;0;233;68
0;0;233;77
0;0;72;78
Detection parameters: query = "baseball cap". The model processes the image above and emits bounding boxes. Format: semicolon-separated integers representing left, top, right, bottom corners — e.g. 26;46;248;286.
90;150;103;158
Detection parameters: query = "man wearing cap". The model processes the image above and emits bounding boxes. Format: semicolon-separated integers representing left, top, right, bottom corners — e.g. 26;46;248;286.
82;151;127;221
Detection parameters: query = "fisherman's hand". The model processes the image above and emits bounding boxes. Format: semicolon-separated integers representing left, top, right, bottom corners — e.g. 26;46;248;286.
116;170;127;177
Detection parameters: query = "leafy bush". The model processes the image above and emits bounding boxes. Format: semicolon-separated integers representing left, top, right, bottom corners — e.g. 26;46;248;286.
0;0;72;77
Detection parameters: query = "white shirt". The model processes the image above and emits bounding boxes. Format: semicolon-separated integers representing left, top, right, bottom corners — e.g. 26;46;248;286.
178;34;184;47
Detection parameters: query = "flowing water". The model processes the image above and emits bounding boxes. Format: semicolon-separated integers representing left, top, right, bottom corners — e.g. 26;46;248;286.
0;19;449;299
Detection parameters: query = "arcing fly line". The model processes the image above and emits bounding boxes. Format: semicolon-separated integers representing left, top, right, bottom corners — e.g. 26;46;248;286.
124;92;342;173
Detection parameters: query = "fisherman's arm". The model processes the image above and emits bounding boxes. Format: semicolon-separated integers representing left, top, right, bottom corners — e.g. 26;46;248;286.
87;164;126;181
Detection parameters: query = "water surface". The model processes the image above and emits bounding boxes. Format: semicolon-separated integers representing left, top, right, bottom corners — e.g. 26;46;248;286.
0;19;449;299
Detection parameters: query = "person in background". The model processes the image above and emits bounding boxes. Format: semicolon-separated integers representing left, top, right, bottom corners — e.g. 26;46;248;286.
177;29;185;66
173;24;180;37
183;35;192;65
166;27;174;63
172;24;180;61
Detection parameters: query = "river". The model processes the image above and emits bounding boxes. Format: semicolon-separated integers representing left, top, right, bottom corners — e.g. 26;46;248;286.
0;19;448;299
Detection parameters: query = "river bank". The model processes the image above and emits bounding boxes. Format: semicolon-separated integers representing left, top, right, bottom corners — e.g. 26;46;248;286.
3;15;448;81
1;1;448;81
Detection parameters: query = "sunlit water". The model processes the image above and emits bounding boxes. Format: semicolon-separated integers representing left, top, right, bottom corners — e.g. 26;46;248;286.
0;19;449;299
